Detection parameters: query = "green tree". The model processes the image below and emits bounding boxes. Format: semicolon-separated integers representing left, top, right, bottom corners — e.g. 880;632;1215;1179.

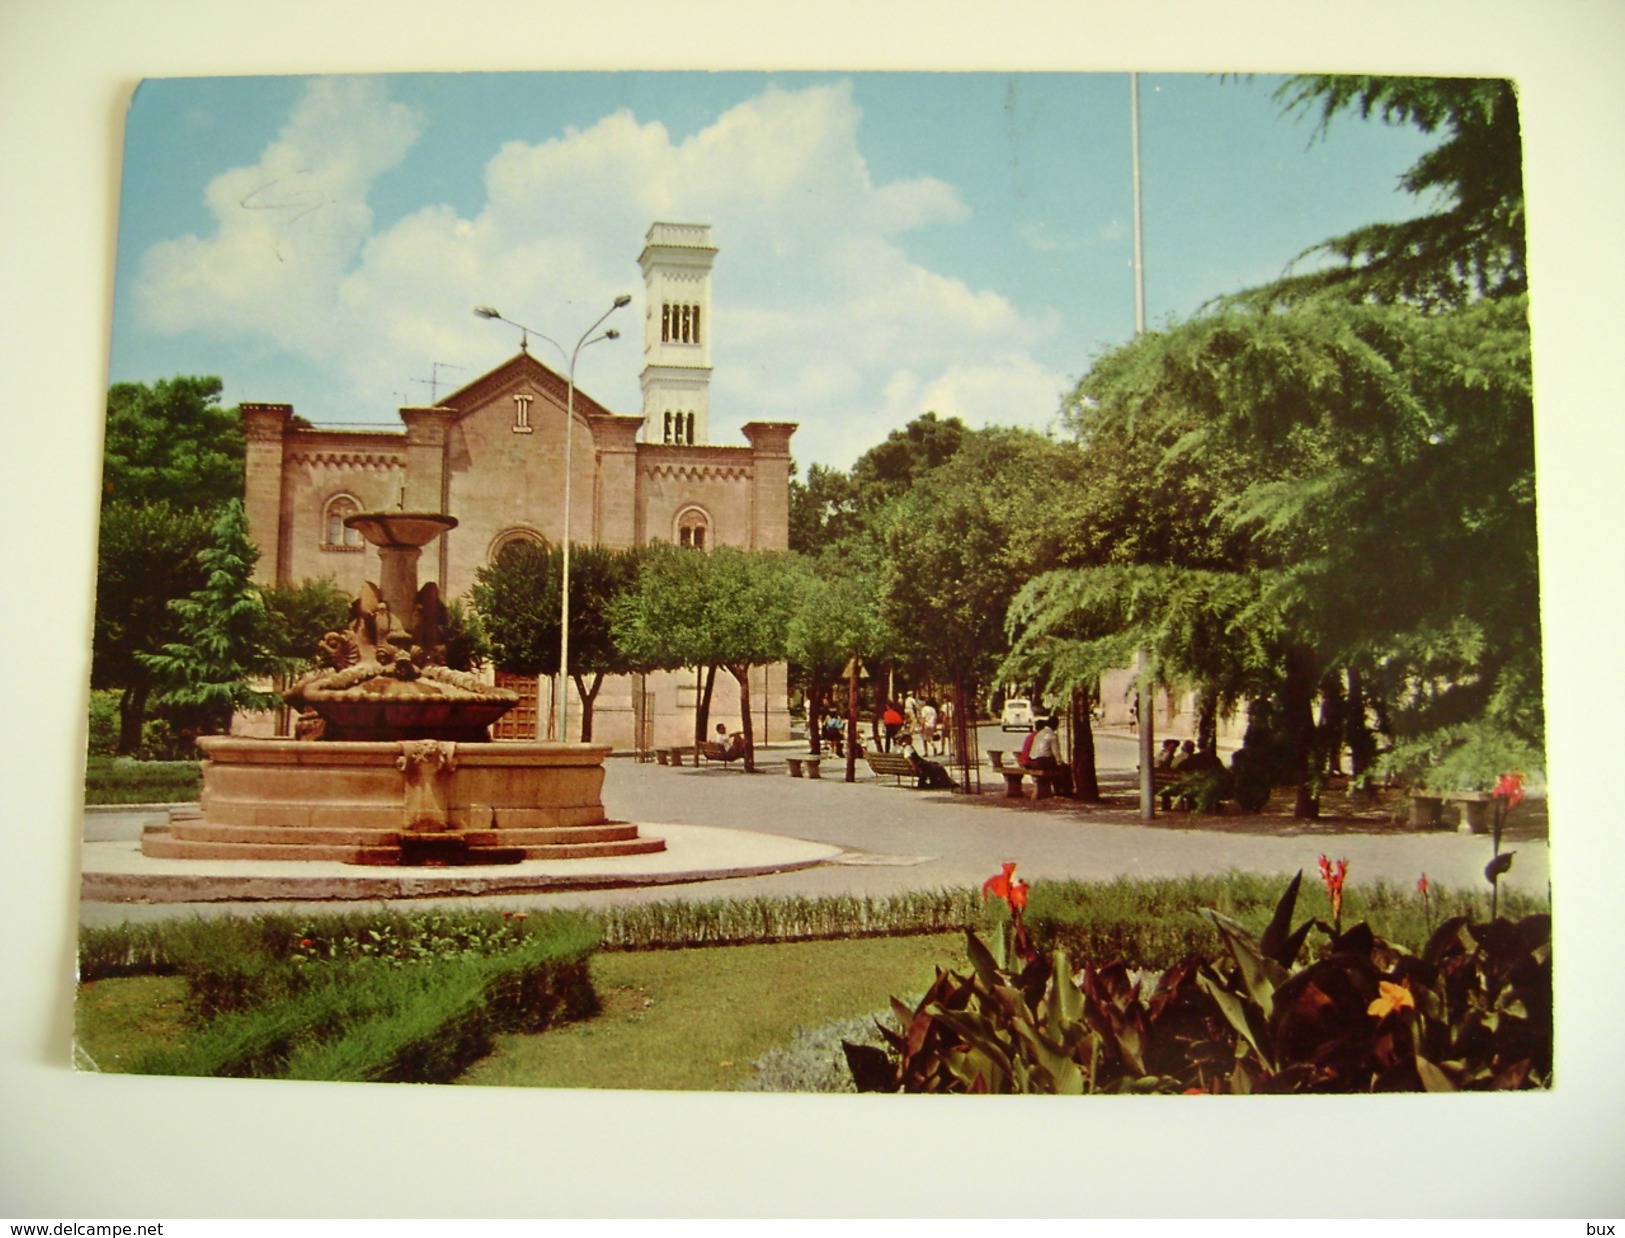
92;376;248;752
784;555;892;772
137;501;300;736
610;545;799;771
101;376;245;509
473;542;644;742
1256;76;1524;307
259;577;354;671
92;501;215;754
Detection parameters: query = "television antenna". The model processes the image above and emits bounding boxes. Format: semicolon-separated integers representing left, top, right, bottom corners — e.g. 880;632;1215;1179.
410;361;467;404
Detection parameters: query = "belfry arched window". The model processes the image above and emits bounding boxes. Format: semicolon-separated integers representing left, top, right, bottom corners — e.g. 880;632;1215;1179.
676;507;710;551
322;494;364;550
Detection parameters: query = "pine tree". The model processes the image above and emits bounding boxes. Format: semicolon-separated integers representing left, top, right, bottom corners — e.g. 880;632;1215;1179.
138;500;298;734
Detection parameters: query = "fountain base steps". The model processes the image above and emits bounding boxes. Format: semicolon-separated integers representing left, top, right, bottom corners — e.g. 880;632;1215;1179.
141;820;665;866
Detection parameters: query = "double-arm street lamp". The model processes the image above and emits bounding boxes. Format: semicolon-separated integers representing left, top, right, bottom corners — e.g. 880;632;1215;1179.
475;295;631;742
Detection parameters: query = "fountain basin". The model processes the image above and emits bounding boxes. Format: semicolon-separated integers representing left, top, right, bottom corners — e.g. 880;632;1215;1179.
140;737;667;867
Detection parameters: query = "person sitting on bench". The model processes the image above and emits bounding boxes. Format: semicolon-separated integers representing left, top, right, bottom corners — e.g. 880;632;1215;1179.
902;738;956;789
714;723;746;762
1022;716;1073;794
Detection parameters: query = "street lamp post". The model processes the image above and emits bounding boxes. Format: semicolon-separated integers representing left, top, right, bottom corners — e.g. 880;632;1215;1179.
475;295;631;742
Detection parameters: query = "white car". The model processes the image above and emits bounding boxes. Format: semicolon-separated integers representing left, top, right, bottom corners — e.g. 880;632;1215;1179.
1000;698;1035;731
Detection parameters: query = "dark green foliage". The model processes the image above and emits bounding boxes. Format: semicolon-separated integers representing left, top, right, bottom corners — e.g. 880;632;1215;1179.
101;376;245;510
92;501;216;754
136;500;299;730
82;757;203;805
258;577;353;670
1264;76;1525;307
850;876;1550;1093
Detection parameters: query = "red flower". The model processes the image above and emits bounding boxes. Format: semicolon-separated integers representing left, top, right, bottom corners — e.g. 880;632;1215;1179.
1416;873;1429;896
1009;879;1029;911
982;862;1018;901
1318;855;1349;922
298;937;315;948
1493;772;1525;810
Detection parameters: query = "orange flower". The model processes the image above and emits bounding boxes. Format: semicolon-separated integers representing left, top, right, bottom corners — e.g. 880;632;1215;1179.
1493;772;1525;809
982;862;1018;901
1416;873;1429;896
1009;879;1029;911
1367;980;1415;1019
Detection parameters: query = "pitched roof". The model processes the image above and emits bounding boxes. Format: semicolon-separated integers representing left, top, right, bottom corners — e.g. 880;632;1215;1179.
438;351;619;422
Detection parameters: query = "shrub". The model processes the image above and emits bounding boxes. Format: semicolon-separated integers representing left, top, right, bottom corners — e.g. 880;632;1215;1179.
83;756;203;805
93;909;600;1083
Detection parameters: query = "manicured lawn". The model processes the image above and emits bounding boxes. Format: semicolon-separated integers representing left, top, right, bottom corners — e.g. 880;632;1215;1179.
460;933;970;1091
74;975;191;1071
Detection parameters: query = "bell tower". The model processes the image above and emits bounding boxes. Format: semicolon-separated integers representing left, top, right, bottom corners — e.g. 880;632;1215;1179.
638;222;717;445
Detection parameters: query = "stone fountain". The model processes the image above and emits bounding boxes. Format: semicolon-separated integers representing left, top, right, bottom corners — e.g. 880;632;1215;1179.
142;510;666;868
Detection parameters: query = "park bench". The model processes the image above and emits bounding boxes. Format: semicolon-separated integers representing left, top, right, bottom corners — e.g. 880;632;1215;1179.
1410;789;1493;832
699;741;743;769
661;746;696;767
988;750;1067;799
785;757;823;779
866;752;923;788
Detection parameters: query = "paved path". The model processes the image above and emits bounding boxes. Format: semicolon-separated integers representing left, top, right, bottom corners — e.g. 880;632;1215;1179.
79;733;1547;925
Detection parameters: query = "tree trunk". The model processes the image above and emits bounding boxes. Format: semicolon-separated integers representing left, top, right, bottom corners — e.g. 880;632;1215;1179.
730;663;756;773
1284;644;1321;820
845;656;860;784
1196;688;1219;754
808;675;826;756
693;665;717;765
572;671;604;743
117;682;150;757
1344;666;1375;778
1069;686;1101;800
1317;669;1346;776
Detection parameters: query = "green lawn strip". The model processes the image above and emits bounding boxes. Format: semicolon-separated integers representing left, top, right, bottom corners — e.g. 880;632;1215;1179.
459;933;971;1092
84;757;202;805
1028;871;1548;965
74;975;191;1072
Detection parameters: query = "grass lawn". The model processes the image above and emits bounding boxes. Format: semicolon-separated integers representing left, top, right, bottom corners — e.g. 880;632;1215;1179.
74;975;190;1071
460;933;970;1091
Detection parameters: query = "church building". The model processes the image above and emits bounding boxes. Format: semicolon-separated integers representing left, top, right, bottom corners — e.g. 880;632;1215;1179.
240;222;796;749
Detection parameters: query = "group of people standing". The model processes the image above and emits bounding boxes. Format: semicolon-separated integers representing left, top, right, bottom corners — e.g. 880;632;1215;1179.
878;692;951;756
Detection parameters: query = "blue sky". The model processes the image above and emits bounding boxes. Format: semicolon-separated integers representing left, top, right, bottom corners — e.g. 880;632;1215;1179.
109;71;1438;470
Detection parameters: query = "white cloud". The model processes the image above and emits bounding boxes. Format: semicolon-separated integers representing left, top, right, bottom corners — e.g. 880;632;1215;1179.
135;77;1062;466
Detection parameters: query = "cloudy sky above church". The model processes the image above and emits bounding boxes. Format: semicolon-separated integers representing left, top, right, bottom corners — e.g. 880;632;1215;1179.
108;72;1436;471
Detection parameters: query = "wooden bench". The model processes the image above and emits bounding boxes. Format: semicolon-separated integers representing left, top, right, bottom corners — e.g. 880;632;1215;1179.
866;752;921;787
699;741;741;769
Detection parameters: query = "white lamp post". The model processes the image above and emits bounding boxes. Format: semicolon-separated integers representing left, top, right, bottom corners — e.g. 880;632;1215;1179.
475;295;631;742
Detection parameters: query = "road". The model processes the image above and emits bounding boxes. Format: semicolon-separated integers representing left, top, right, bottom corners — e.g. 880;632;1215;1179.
79;725;1547;925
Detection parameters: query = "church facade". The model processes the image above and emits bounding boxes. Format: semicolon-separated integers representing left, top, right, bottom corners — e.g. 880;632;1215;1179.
240;222;796;749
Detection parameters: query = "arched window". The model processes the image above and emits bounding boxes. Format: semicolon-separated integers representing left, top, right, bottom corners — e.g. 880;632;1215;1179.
676;507;710;551
663;411;674;443
322;494;364;550
489;527;547;563
684;412;696;444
